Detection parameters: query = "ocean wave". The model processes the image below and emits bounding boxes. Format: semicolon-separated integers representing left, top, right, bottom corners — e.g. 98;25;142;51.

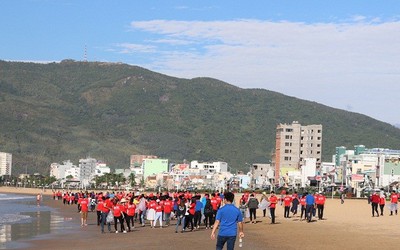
0;194;35;201
0;214;32;225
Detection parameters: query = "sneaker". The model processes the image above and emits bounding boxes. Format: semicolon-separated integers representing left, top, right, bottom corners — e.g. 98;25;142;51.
115;231;119;234
123;230;127;233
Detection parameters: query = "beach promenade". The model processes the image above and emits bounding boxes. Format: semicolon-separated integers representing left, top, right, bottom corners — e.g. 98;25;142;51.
1;187;399;250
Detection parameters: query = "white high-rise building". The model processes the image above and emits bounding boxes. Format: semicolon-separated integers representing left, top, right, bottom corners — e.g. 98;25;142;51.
79;157;97;185
0;152;12;176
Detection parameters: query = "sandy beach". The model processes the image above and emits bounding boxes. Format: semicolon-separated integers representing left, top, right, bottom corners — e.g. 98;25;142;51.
1;187;399;250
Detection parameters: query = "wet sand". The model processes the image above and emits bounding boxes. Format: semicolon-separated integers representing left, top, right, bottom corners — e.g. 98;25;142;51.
1;187;399;250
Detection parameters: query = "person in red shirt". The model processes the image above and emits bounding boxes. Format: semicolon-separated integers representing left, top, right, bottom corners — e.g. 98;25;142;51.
147;198;157;228
283;193;292;218
184;198;196;231
112;199;126;233
125;198;136;231
390;190;398;215
79;196;89;227
379;194;386;216
300;194;307;220
269;191;278;224
100;196;112;233
370;192;380;217
210;193;219;227
316;192;326;220
163;197;173;226
154;199;163;228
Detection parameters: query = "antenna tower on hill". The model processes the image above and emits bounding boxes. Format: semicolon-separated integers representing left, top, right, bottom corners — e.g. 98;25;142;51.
84;45;87;62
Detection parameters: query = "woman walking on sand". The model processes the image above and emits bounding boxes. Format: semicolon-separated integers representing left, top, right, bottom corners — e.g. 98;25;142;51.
175;199;186;233
246;193;259;224
259;192;270;217
112;199;127;233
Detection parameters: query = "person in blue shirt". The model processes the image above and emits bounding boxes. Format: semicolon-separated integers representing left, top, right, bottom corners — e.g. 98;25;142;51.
194;195;203;229
211;192;244;250
305;192;316;222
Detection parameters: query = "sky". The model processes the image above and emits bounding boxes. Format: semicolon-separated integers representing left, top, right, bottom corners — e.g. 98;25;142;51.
1;1;400;126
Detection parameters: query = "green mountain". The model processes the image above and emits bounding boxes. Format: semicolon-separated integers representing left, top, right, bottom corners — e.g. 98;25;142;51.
1;60;399;174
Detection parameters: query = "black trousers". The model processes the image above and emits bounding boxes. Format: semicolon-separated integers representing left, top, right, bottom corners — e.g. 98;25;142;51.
284;206;290;218
317;204;324;219
371;203;379;216
300;205;306;219
194;211;202;227
249;208;257;221
379;204;384;215
114;215;125;232
270;208;276;223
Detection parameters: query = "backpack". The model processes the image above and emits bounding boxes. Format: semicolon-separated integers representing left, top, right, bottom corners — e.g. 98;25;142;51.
204;204;213;214
248;198;258;209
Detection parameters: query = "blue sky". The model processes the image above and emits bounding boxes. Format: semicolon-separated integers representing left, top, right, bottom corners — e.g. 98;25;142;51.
1;1;400;125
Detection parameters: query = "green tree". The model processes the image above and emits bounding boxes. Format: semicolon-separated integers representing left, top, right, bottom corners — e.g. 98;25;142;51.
128;173;136;187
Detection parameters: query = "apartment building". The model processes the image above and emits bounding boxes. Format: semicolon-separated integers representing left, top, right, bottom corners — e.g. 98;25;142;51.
275;121;322;184
0;152;12;176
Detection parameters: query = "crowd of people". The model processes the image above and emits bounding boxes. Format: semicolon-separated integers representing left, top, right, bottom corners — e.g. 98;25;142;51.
52;188;330;231
369;189;399;217
237;190;327;224
53;190;233;233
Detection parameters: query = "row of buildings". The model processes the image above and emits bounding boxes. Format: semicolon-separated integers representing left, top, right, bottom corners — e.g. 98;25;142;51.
4;121;400;196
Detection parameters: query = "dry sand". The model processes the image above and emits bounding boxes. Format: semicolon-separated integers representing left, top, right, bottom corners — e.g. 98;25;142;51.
1;187;399;250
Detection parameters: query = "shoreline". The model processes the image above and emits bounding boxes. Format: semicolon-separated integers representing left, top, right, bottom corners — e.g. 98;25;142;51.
2;187;400;249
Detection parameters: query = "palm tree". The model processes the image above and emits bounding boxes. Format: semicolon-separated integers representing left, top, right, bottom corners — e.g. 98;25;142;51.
128;173;136;187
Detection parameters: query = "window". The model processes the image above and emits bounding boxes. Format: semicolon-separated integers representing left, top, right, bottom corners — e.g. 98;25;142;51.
318;130;322;133
286;128;293;132
285;135;292;139
317;144;321;147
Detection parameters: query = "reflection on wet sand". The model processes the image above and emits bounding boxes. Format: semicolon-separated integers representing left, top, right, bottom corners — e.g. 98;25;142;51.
0;211;72;249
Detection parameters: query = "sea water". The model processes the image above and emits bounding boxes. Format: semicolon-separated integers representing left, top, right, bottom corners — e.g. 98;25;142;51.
0;193;73;249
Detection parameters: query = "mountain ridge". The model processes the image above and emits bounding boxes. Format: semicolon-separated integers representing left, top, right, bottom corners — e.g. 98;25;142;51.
0;60;399;174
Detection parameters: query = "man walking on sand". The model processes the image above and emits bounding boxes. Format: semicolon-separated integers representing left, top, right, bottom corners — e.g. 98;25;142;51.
305;192;315;222
211;192;244;250
390;190;398;216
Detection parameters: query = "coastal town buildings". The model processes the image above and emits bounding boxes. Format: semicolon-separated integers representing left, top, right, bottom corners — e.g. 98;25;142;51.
0;152;12;177
335;146;400;195
50;160;76;180
249;163;274;189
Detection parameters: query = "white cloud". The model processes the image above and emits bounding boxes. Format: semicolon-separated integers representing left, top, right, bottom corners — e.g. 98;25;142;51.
151;39;193;45
116;43;156;54
125;19;400;124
